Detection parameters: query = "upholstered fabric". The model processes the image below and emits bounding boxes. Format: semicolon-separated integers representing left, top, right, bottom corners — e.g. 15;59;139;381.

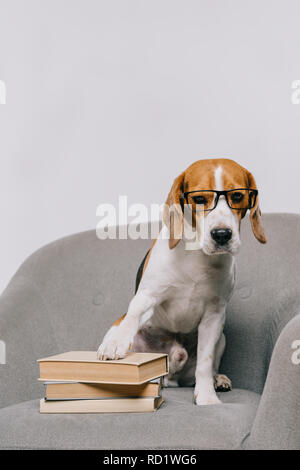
244;313;300;450
0;389;259;450
0;213;299;449
221;214;300;395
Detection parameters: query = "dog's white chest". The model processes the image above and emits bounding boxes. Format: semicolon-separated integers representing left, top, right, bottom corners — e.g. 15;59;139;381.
144;244;235;334
156;283;209;333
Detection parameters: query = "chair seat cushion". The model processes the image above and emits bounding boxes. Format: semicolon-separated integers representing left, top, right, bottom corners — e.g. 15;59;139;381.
0;388;260;450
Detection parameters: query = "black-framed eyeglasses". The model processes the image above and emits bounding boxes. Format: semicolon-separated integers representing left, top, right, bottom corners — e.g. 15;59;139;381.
183;188;258;212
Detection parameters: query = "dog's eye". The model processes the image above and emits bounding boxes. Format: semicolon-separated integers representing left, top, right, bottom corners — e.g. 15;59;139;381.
230;192;244;203
192;195;207;205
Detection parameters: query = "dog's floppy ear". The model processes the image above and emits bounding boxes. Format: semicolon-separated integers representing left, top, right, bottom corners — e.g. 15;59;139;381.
247;171;267;244
163;172;185;249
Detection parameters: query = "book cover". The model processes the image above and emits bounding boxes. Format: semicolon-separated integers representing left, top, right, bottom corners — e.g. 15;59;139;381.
40;396;164;413
38;351;169;385
44;379;161;400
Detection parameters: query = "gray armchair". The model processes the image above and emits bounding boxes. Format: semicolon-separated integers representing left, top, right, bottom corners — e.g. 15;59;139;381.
0;214;299;450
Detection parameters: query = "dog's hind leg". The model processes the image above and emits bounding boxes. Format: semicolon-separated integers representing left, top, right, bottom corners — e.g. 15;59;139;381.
132;327;188;387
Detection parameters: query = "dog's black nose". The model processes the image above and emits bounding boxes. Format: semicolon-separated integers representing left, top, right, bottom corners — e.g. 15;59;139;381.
211;228;232;245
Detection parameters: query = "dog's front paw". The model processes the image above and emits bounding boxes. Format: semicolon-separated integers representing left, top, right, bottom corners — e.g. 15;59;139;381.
214;374;232;392
194;390;222;406
97;330;133;360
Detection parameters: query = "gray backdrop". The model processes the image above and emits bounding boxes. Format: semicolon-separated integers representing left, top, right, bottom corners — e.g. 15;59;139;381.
0;0;300;293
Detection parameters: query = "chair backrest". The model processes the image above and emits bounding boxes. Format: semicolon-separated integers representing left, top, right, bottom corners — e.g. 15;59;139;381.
0;213;299;407
222;213;300;393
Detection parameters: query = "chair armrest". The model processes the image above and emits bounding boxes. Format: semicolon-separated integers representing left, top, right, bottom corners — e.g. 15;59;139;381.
247;313;300;449
0;275;57;409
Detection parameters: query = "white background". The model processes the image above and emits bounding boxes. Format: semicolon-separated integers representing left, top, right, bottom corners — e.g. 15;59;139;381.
0;0;300;294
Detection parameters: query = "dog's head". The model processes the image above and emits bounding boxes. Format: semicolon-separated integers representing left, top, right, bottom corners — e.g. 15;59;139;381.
163;158;267;255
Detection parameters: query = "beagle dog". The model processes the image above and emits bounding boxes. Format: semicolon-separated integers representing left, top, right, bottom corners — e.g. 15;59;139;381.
97;159;266;405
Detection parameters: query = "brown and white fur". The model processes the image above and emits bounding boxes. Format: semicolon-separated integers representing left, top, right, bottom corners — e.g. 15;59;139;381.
97;159;266;405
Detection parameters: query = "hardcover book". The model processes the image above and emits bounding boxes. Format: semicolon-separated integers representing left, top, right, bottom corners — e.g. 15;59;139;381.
44;379;161;400
38;351;168;384
40;396;163;413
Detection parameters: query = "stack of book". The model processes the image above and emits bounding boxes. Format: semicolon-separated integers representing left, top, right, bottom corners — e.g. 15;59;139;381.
38;351;168;413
